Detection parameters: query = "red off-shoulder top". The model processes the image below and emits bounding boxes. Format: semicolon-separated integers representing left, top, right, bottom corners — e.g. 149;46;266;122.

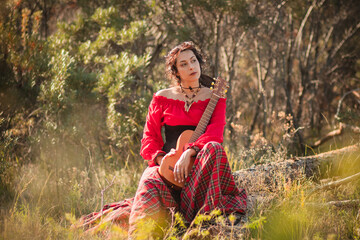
140;94;226;167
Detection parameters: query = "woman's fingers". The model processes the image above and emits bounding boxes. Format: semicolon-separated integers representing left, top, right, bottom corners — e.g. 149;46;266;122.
174;165;179;182
173;150;193;183
179;167;184;182
178;166;187;183
184;166;189;180
174;163;178;181
174;166;180;182
174;165;184;183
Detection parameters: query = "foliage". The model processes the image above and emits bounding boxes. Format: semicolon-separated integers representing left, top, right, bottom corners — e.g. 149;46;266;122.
0;2;51;209
0;6;48;98
32;6;154;174
1;2;153;237
0;0;359;239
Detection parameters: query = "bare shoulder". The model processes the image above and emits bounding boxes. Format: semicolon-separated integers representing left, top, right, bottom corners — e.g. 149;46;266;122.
197;87;212;99
155;86;213;101
201;87;212;96
155;87;180;98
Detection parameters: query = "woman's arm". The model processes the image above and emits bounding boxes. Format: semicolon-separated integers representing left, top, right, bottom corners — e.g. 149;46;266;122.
140;95;166;167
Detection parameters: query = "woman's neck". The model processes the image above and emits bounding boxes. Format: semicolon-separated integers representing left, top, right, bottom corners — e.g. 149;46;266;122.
180;81;200;94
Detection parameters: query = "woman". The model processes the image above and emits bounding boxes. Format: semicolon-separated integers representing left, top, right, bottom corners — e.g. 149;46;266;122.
80;41;247;237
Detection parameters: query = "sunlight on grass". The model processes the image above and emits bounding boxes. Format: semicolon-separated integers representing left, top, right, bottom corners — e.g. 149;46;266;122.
1;146;359;239
244;149;360;239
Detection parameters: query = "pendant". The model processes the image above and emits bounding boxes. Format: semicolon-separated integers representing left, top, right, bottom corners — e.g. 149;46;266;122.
184;101;193;112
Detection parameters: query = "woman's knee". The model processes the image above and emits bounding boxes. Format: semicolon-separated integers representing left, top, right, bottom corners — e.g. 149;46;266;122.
203;141;224;152
138;167;163;187
199;142;227;164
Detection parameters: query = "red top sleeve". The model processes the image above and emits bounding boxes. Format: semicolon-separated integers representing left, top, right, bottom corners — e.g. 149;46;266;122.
140;95;166;166
188;98;226;150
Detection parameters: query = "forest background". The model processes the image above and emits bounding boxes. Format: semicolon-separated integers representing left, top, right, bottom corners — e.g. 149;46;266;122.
0;0;359;239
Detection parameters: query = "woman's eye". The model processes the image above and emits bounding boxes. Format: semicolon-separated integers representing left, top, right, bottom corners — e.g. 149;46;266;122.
181;63;187;67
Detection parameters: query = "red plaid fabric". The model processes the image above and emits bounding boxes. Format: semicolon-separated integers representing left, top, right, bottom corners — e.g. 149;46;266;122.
78;167;178;234
128;166;178;233
180;142;247;224
79;198;133;233
78;142;247;235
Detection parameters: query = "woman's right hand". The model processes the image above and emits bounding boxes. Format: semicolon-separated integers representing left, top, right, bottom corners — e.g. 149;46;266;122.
173;148;196;183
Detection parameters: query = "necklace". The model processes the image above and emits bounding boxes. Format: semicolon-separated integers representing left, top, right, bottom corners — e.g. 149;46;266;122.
180;84;201;112
181;85;201;91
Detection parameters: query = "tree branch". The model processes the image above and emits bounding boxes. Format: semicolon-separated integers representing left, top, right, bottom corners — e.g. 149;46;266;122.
335;88;360;121
307;171;360;196
295;0;316;55
100;176;116;216
311;123;344;148
234;143;360;192
330;22;360;59
311;123;360;148
306;199;360;208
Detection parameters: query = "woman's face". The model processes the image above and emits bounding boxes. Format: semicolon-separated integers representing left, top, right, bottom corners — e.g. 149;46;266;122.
175;50;201;85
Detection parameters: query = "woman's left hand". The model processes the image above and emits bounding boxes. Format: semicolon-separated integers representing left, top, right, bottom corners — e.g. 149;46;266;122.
173;148;196;183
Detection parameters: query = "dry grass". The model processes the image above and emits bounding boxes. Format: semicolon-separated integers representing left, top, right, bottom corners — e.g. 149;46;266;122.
3;150;359;240
1;122;359;239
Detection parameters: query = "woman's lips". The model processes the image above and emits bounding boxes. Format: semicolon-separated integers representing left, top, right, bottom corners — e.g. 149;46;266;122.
190;72;197;76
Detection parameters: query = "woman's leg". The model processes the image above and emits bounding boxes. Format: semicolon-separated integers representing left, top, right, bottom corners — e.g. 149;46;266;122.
180;142;247;224
78;197;134;233
129;166;179;235
78;166;178;236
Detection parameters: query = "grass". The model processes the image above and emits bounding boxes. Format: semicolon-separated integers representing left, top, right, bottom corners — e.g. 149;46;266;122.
1;149;359;239
0;143;145;239
1;122;359;239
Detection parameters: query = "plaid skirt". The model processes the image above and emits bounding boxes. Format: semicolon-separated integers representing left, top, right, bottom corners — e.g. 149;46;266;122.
79;142;247;234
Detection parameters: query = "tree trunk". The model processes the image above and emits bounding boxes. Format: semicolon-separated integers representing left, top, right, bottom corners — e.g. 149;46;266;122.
233;144;360;209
